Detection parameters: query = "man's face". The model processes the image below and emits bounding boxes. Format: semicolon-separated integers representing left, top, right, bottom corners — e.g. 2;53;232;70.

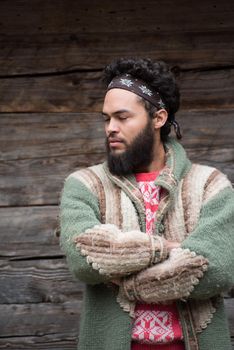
102;88;156;175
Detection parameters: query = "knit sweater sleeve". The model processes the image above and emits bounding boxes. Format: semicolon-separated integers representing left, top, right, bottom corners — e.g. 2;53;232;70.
181;185;234;299
60;176;167;284
60;176;108;285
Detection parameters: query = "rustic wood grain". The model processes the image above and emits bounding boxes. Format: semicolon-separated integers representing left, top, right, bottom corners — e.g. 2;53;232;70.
0;69;234;112
0;206;59;258
0;0;234;35
0;113;105;161
179;69;234;110
0;301;81;337
1;110;233;161
0;153;106;206
0;31;234;75
0;258;84;304
0;335;77;350
0;71;103;113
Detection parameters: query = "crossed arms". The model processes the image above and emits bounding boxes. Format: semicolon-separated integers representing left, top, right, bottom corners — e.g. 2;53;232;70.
60;175;234;304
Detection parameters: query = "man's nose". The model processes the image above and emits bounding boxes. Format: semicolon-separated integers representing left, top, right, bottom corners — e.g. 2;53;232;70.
106;118;120;135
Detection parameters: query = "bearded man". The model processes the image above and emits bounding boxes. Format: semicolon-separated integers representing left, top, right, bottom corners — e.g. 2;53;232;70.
60;58;234;350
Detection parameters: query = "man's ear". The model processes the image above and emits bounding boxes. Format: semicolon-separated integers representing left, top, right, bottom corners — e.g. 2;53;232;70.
153;109;168;130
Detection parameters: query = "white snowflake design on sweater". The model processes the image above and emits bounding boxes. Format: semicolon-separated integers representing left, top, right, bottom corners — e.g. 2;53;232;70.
132;310;174;344
137;180;160;234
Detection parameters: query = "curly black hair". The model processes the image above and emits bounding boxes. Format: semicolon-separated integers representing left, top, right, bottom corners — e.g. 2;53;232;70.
103;57;181;142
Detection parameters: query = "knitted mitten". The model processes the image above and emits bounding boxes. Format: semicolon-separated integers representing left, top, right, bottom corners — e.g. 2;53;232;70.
74;224;168;277
119;247;208;303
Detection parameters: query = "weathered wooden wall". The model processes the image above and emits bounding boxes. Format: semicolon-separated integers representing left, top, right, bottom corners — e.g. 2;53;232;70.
0;0;233;348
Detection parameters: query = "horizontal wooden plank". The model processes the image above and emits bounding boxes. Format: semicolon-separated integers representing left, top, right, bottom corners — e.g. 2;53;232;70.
1;31;234;75
0;206;60;258
0;69;234;112
0;153;106;206
0;0;234;35
0;335;76;350
0;258;84;304
179;109;234;147
0;71;103;113
1;110;233;161
0;301;81;337
179;69;234;110
0;113;105;161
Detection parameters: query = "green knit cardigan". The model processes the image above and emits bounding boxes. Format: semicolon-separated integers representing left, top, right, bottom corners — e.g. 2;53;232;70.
60;139;234;350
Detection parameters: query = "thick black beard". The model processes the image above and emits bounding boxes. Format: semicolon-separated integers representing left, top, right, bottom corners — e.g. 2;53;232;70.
106;119;155;176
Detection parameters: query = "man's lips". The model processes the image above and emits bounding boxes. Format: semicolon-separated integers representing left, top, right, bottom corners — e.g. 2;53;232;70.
108;138;124;147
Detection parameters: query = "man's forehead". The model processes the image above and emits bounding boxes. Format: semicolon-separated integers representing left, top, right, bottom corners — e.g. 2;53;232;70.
105;88;140;101
103;88;141;113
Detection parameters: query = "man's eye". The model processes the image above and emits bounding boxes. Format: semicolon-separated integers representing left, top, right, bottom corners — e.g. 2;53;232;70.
119;115;128;120
102;116;110;122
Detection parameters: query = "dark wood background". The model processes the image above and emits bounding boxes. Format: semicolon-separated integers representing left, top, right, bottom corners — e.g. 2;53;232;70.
0;1;233;348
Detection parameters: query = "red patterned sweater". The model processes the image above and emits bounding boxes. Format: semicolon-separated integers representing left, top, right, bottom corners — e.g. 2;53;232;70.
132;172;184;350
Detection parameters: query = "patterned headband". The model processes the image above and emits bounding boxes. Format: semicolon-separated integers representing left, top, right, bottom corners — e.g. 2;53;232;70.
107;74;166;110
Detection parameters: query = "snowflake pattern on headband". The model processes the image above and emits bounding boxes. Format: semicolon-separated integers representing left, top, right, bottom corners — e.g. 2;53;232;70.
120;78;134;87
107;75;167;110
158;99;166;109
139;85;153;96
